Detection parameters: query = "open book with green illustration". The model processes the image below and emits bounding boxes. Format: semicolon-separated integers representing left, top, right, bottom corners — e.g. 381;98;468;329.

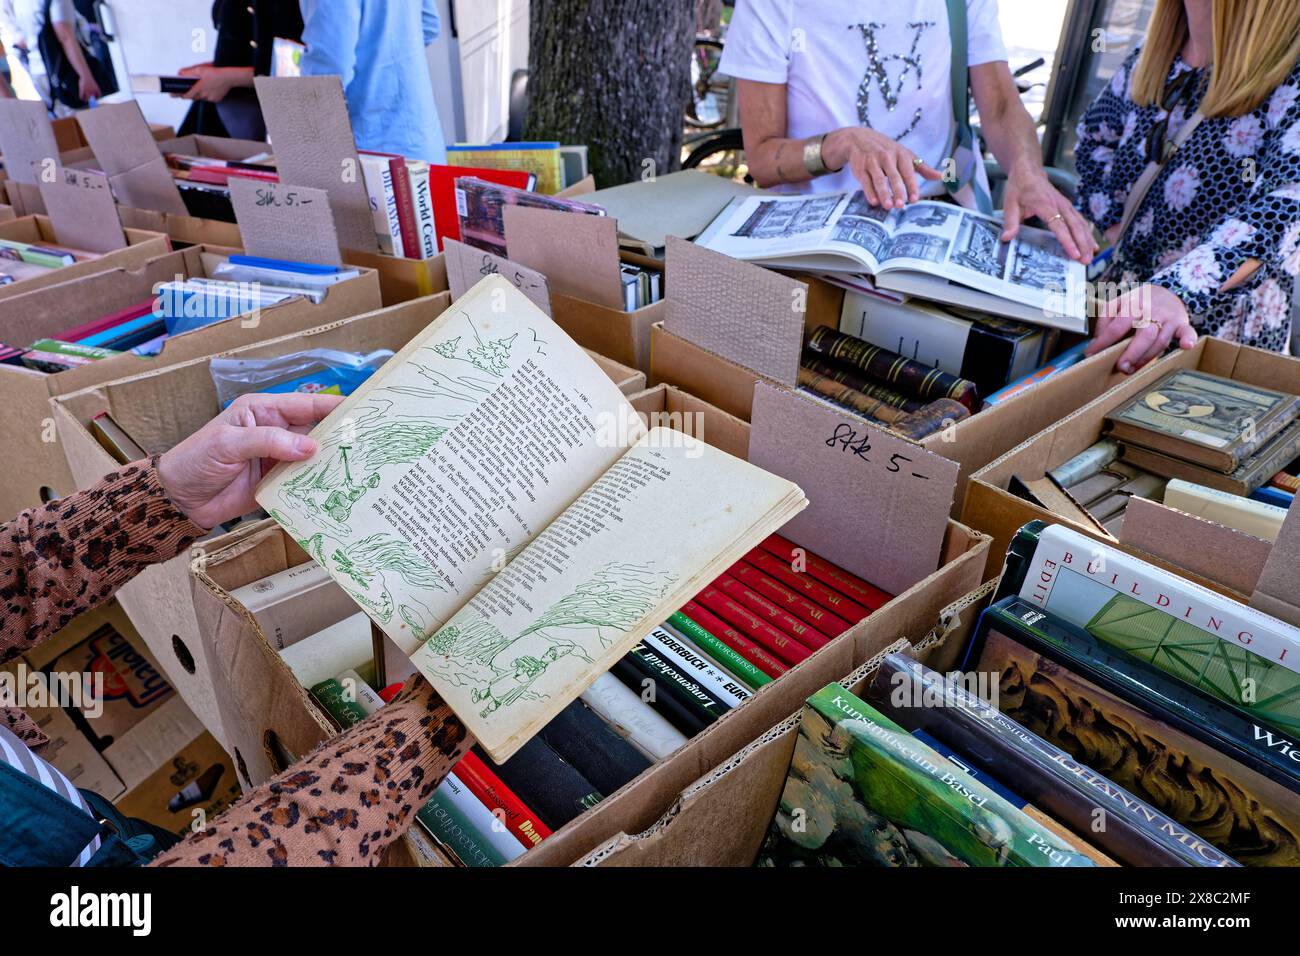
256;275;807;761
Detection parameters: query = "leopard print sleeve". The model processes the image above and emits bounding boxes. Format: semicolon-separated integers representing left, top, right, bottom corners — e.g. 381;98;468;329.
0;457;205;664
151;676;470;867
0;459;206;749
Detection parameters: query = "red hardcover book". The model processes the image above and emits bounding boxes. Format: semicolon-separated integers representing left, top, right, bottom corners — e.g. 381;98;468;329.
678;600;788;678
388;158;419;257
728;562;851;637
181;166;279;186
455;750;552;851
428;163;536;250
53;300;157;344
714;574;830;649
695;586;812;667
742;550;871;623
758;533;892;611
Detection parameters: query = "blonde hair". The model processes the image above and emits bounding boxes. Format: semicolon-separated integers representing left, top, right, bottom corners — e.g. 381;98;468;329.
1131;0;1300;117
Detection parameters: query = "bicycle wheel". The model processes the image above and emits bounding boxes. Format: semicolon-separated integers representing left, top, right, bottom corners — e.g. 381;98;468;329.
682;128;751;185
686;38;729;131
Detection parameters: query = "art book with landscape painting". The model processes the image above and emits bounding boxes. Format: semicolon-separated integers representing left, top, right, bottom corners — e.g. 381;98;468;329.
695;190;1087;332
255;275;807;761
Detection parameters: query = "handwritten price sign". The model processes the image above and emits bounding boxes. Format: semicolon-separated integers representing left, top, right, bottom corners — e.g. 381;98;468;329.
748;382;958;595
825;423;931;480
229;178;342;267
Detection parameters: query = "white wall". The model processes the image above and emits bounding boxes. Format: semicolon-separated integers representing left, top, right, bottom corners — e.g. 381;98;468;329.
99;0;217;129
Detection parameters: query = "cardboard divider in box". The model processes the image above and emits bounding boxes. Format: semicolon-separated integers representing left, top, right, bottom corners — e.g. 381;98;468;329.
0;116;175;215
625;382;750;460
0;244;383;514
502;204;665;372
45;293;645;754
574;581;1000;866
646;237;1142;517
0;214;170;301
961;337;1300;580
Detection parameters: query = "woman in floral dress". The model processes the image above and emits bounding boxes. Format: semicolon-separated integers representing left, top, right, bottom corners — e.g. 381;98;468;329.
1076;0;1300;372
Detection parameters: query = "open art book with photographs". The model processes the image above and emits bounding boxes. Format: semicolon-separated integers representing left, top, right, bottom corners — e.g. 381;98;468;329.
695;191;1088;332
256;275;807;761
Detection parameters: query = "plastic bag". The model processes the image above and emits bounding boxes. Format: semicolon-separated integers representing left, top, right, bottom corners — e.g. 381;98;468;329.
210;348;394;408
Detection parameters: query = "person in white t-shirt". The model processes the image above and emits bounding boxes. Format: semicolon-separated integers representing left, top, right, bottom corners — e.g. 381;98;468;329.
720;0;1096;262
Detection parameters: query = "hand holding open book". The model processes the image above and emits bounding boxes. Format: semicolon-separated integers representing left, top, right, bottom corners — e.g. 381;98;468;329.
257;276;807;760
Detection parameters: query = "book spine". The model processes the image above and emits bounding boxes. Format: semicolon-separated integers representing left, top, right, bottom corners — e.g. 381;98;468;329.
611;655;711;737
727;562;849;637
455;751;552;850
409;163;438;257
626;640;731;722
416;775;510;867
485;738;603;830
802;355;923;412
667;610;772;688
644;625;753;707
996;598;1300;793
1022;524;1300;680
806;326;980;411
868;651;1238;867
30;338;119;360
580;672;688;761
1163;479;1287;540
309;677;370;729
359;157;399;256
677;602;789;678
389;156;420;259
694;586;812;667
759;532;892;611
712;574;830;649
742;549;871;623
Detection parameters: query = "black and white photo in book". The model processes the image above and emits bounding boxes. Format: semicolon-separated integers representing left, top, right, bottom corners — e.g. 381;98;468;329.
695;190;1088;332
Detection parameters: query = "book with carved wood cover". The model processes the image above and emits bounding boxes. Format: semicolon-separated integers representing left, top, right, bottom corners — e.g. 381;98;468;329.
257;275;807;761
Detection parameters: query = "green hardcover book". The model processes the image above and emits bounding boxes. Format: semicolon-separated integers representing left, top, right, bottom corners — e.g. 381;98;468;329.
667;610;770;689
309;677;369;729
1104;369;1299;473
756;682;1097;867
415;789;507;868
30;338;120;360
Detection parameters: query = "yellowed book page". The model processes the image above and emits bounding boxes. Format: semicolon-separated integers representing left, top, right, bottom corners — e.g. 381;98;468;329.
256;274;644;653
410;427;806;761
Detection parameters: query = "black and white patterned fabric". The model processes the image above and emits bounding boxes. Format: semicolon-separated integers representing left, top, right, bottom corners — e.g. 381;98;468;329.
1076;46;1300;352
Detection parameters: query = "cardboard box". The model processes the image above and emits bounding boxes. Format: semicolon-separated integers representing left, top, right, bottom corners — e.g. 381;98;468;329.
627;382;749;461
0;244;382;515
340;246;451;307
187;514;985;864
0;117;175;216
651;314;1144;518
0;215;170;302
573;579;1000;866
46;294;643;749
113;730;242;836
961;337;1300;579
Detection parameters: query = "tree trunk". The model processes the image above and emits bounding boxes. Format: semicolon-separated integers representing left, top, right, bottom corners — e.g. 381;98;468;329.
525;0;696;188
